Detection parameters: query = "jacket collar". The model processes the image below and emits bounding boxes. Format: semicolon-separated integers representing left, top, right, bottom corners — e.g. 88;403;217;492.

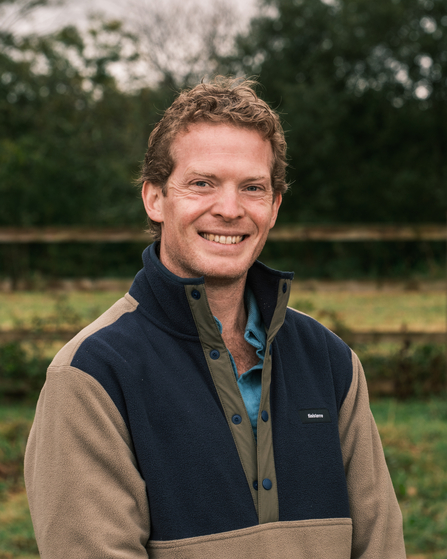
129;242;294;338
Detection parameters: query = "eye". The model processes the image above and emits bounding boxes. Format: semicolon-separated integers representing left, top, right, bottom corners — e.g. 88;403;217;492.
244;185;264;193
194;180;209;187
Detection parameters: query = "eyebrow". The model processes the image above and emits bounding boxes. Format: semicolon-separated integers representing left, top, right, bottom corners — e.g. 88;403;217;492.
188;170;270;182
244;175;270;182
189;171;217;179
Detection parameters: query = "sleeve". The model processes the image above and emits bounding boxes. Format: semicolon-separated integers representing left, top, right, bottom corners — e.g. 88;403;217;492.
24;365;150;558
338;351;406;558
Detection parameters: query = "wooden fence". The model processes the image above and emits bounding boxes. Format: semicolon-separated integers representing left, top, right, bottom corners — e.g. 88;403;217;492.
0;224;446;243
1;224;445;345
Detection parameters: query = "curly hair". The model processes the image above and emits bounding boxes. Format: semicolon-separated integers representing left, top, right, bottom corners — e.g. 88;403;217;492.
138;77;288;240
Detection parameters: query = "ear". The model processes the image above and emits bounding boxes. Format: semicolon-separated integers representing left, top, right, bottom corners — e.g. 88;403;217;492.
142;181;164;223
269;193;282;229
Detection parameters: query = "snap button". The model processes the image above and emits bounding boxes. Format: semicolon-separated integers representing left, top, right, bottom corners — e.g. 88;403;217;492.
232;414;242;425
282;282;287;294
191;289;201;300
262;478;272;490
261;410;269;422
210;349;220;360
253;480;258;491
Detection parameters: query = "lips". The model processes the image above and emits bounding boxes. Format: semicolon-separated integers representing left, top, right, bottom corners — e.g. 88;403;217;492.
200;233;245;245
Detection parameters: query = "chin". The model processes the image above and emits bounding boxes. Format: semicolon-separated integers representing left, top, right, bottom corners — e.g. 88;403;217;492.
201;267;249;284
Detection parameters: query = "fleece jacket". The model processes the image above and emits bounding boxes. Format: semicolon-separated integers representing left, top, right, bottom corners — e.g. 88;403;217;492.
25;242;406;558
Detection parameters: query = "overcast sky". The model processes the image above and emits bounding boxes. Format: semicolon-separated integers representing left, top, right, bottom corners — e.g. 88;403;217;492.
1;0;260;87
3;0;258;36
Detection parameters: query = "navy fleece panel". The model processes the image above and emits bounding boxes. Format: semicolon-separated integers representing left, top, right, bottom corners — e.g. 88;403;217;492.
71;244;353;541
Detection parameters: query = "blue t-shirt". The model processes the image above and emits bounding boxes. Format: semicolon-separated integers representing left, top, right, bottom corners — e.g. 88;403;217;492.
213;288;265;439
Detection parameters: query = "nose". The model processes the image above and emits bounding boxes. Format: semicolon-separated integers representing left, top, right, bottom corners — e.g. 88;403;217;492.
211;185;244;221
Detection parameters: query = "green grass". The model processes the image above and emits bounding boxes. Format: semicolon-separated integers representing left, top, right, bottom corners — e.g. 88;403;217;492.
0;491;39;559
0;291;129;361
290;289;445;332
0;405;38;558
0;291;126;331
371;399;447;556
0;290;445;555
0;401;447;557
0;289;444;333
0;406;34;497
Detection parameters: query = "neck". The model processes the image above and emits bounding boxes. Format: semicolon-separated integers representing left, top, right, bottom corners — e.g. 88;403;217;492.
205;276;247;335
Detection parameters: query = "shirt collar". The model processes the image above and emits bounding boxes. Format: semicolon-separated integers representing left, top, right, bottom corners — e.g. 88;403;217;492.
213;287;266;361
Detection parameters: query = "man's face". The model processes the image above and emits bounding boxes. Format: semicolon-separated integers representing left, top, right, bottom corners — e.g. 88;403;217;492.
142;122;281;283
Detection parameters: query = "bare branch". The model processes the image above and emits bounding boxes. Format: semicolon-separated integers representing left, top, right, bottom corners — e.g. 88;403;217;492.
111;0;245;87
0;0;64;35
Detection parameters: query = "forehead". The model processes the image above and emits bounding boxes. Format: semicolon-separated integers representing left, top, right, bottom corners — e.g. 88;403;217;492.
170;122;273;172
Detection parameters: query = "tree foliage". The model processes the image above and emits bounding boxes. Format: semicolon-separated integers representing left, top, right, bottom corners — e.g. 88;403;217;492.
229;0;447;223
0;19;174;227
0;0;445;282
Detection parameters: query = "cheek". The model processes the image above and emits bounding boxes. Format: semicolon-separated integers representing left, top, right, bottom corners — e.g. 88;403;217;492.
160;200;184;226
174;203;206;228
255;204;276;227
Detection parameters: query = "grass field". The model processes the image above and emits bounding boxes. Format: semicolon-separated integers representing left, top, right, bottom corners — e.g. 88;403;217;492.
0;288;444;332
0;406;37;559
0;291;122;331
290;289;445;333
0;400;446;558
0;289;445;556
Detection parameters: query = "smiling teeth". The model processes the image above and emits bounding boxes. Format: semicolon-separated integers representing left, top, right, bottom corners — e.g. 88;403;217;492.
202;233;244;244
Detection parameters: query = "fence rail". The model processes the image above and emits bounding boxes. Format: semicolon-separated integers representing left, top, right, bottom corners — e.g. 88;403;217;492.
1;329;444;344
0;224;446;243
268;224;447;241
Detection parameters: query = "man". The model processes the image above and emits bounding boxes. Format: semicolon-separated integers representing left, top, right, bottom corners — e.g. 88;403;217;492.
25;77;405;558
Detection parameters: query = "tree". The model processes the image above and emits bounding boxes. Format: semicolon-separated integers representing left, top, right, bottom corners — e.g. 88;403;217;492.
0;19;174;227
109;0;245;89
228;0;447;224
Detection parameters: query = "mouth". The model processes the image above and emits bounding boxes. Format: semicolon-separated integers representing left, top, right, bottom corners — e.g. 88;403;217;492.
199;233;245;245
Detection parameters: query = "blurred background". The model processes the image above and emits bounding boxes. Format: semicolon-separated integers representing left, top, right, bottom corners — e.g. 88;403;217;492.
1;0;446;281
0;0;446;556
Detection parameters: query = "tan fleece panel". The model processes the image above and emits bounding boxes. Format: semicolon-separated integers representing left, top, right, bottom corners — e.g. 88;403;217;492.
51;292;138;368
338;351;406;558
147;518;352;559
25;370;150;557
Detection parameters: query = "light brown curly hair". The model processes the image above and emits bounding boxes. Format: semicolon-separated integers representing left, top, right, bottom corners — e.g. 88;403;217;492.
139;76;288;241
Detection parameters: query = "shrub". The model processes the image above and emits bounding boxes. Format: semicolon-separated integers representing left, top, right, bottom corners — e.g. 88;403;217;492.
354;342;446;399
0;342;50;402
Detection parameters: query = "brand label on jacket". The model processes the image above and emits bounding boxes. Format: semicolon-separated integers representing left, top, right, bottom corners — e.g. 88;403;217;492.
299;408;332;423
